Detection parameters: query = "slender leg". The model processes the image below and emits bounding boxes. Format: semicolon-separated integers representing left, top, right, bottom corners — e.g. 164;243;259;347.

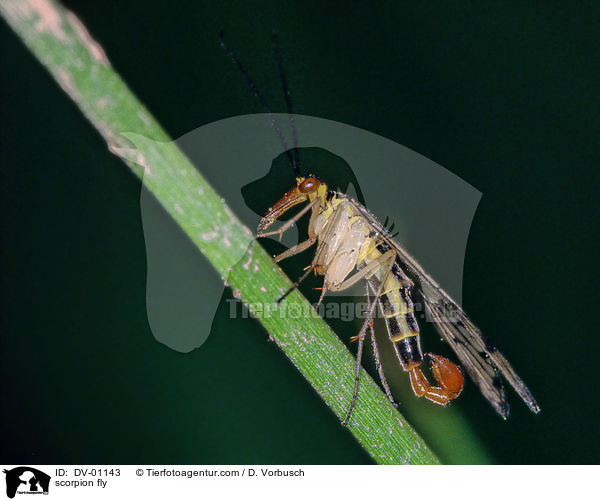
315;282;328;308
365;282;397;407
342;251;396;426
331;249;397;292
273;237;317;262
276;264;316;303
277;234;333;304
258;197;321;239
279;202;345;304
270;197;326;301
277;211;336;303
342;319;367;427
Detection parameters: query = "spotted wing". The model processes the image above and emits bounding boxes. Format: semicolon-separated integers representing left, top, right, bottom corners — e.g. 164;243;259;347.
345;196;540;418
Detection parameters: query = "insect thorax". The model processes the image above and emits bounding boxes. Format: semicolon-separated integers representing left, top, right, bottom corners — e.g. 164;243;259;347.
313;197;378;288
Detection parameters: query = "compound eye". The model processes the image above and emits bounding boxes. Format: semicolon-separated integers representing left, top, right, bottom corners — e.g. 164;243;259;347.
299;177;320;193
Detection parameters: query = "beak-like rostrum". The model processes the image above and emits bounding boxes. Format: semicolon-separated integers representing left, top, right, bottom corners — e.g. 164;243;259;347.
257;181;308;235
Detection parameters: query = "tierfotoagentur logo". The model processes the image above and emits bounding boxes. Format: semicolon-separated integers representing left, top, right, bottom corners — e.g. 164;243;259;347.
225;297;461;323
3;467;50;498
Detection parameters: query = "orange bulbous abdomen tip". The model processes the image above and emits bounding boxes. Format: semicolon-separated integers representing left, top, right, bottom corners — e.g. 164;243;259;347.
426;353;465;397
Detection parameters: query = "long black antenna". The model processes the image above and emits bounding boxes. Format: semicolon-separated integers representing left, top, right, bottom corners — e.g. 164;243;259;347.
219;30;296;172
271;32;300;176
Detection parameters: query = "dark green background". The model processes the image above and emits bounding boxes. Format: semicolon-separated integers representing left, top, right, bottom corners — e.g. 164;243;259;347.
2;1;598;464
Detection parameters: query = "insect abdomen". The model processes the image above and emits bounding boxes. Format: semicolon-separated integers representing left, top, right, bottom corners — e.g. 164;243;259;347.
364;246;424;370
377;283;424;370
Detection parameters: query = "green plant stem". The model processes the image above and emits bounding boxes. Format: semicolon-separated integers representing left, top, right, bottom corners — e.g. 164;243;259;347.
1;0;442;464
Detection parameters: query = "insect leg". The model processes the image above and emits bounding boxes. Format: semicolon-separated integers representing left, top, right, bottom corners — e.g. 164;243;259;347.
277;239;327;304
315;282;328;308
258;196;321;239
273;237;317;262
276;264;316;304
342;250;396;426
330;249;397;292
365;281;397;407
272;190;325;262
277;209;342;305
342;318;367;427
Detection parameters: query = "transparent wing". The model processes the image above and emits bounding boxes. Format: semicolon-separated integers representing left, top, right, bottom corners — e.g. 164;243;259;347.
344;195;540;418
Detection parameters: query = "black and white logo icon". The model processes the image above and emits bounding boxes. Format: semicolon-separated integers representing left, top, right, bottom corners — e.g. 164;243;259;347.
3;467;50;498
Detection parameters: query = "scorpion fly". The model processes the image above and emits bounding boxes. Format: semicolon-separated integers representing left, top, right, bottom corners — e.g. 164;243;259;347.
221;32;540;424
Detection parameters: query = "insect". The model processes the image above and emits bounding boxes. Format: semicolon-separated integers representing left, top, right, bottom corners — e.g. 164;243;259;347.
221;32;540;424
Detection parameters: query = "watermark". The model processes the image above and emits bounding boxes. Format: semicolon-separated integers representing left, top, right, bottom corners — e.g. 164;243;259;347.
226;298;461;323
124;113;479;352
